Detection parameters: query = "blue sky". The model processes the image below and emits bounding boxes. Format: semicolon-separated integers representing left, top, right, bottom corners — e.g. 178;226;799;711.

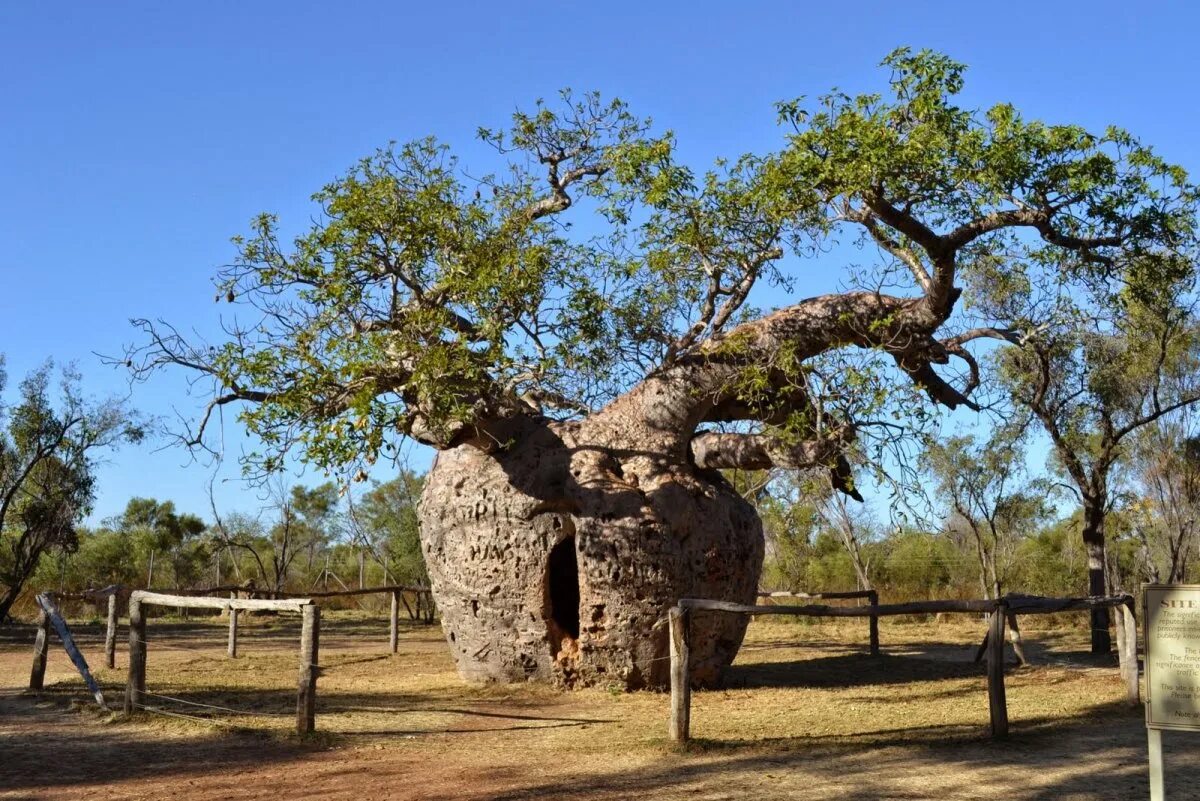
2;1;1198;523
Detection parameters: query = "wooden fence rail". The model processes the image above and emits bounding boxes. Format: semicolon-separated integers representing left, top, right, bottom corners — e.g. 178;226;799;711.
219;585;427;656
123;590;320;735
668;593;1138;744
757;590;880;656
27;593;108;709
178;583;435;623
42;582;433;665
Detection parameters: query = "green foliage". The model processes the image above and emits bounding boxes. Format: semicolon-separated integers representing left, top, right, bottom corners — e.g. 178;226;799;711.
877;530;960;599
24;473;429;612
779;46;1195;262
351;471;426;586
924;428;1053;596
0;359;141;619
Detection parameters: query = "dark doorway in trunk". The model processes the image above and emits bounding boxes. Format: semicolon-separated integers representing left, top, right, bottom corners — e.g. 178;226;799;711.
547;536;580;639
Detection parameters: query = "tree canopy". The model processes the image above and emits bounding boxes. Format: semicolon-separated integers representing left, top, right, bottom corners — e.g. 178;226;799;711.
126;48;1198;491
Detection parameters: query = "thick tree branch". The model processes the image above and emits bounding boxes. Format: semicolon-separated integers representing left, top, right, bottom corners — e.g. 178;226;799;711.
689;431;863;500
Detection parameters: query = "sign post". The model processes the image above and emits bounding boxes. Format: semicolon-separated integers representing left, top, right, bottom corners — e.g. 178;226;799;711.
1143;584;1200;799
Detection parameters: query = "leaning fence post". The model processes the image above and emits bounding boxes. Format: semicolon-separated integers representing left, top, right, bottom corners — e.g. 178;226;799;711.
297;603;320;735
867;589;880;656
668;604;692;742
987;601;1009;738
29;607;51;690
125;596;146;714
389;590;400;654
104;593;118;669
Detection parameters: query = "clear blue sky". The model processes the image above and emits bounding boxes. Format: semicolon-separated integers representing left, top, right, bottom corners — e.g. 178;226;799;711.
2;1;1198;523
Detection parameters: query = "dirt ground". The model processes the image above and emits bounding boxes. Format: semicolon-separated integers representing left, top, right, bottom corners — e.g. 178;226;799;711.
1;610;1197;800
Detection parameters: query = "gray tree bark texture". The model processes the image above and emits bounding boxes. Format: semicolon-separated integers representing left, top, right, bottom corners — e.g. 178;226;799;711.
421;416;762;690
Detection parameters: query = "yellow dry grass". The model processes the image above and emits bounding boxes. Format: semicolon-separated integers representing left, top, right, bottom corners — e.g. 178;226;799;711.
2;611;1197;800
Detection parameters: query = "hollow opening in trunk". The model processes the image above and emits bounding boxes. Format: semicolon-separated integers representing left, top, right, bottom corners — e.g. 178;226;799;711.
547;535;580;640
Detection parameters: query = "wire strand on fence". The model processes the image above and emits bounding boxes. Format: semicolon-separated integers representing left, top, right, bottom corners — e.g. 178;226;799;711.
138;690;292;718
138;704;241;728
125;636;221;657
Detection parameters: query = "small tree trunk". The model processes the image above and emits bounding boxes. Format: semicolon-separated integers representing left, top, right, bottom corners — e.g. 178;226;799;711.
0;585;19;623
1006;612;1028;666
1081;499;1112;654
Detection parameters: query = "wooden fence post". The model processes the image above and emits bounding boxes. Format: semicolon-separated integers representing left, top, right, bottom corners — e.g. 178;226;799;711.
297;603;320;735
125;597;146;714
29;608;51;690
867;589;880;656
987;602;1009;738
668;605;692;742
389;591;399;654
104;593;118;669
1116;600;1140;705
227;607;239;658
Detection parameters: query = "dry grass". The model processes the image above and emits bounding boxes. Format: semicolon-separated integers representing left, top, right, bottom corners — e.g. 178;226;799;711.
2;611;1198;800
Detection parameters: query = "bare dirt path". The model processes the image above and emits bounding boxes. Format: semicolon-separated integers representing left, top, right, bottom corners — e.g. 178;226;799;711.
3;615;1199;800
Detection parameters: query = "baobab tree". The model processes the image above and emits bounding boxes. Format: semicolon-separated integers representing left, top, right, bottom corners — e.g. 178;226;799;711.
124;50;1197;687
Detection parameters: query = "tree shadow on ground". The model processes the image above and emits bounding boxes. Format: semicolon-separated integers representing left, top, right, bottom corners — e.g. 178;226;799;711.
723;651;986;689
0;694;316;793
27;679;607;732
474;703;1194;801
3;682;613;792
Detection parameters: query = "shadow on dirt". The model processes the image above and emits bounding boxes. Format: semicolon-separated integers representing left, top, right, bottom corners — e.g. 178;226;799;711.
480;703;1192;801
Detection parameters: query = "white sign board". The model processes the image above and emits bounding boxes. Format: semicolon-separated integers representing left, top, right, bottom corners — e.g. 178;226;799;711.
1145;584;1200;731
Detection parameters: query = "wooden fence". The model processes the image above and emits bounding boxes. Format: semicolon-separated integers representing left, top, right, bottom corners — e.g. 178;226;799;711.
758;590;879;655
123;590;320;735
221;584;432;657
668;593;1139;743
27;591;110;709
182;583;433;617
36;582;433;667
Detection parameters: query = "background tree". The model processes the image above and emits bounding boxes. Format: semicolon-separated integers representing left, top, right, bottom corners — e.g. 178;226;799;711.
125;50;1200;686
812;472;876;591
114;497;207;586
348;471;427;587
1126;415;1200;583
755;471;821;591
926;429;1050;599
996;286;1200;651
288;482;339;578
0;360;141;620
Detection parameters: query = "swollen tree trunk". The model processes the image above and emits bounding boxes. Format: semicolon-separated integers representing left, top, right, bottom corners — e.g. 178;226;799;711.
1081;497;1112;654
421;410;763;689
